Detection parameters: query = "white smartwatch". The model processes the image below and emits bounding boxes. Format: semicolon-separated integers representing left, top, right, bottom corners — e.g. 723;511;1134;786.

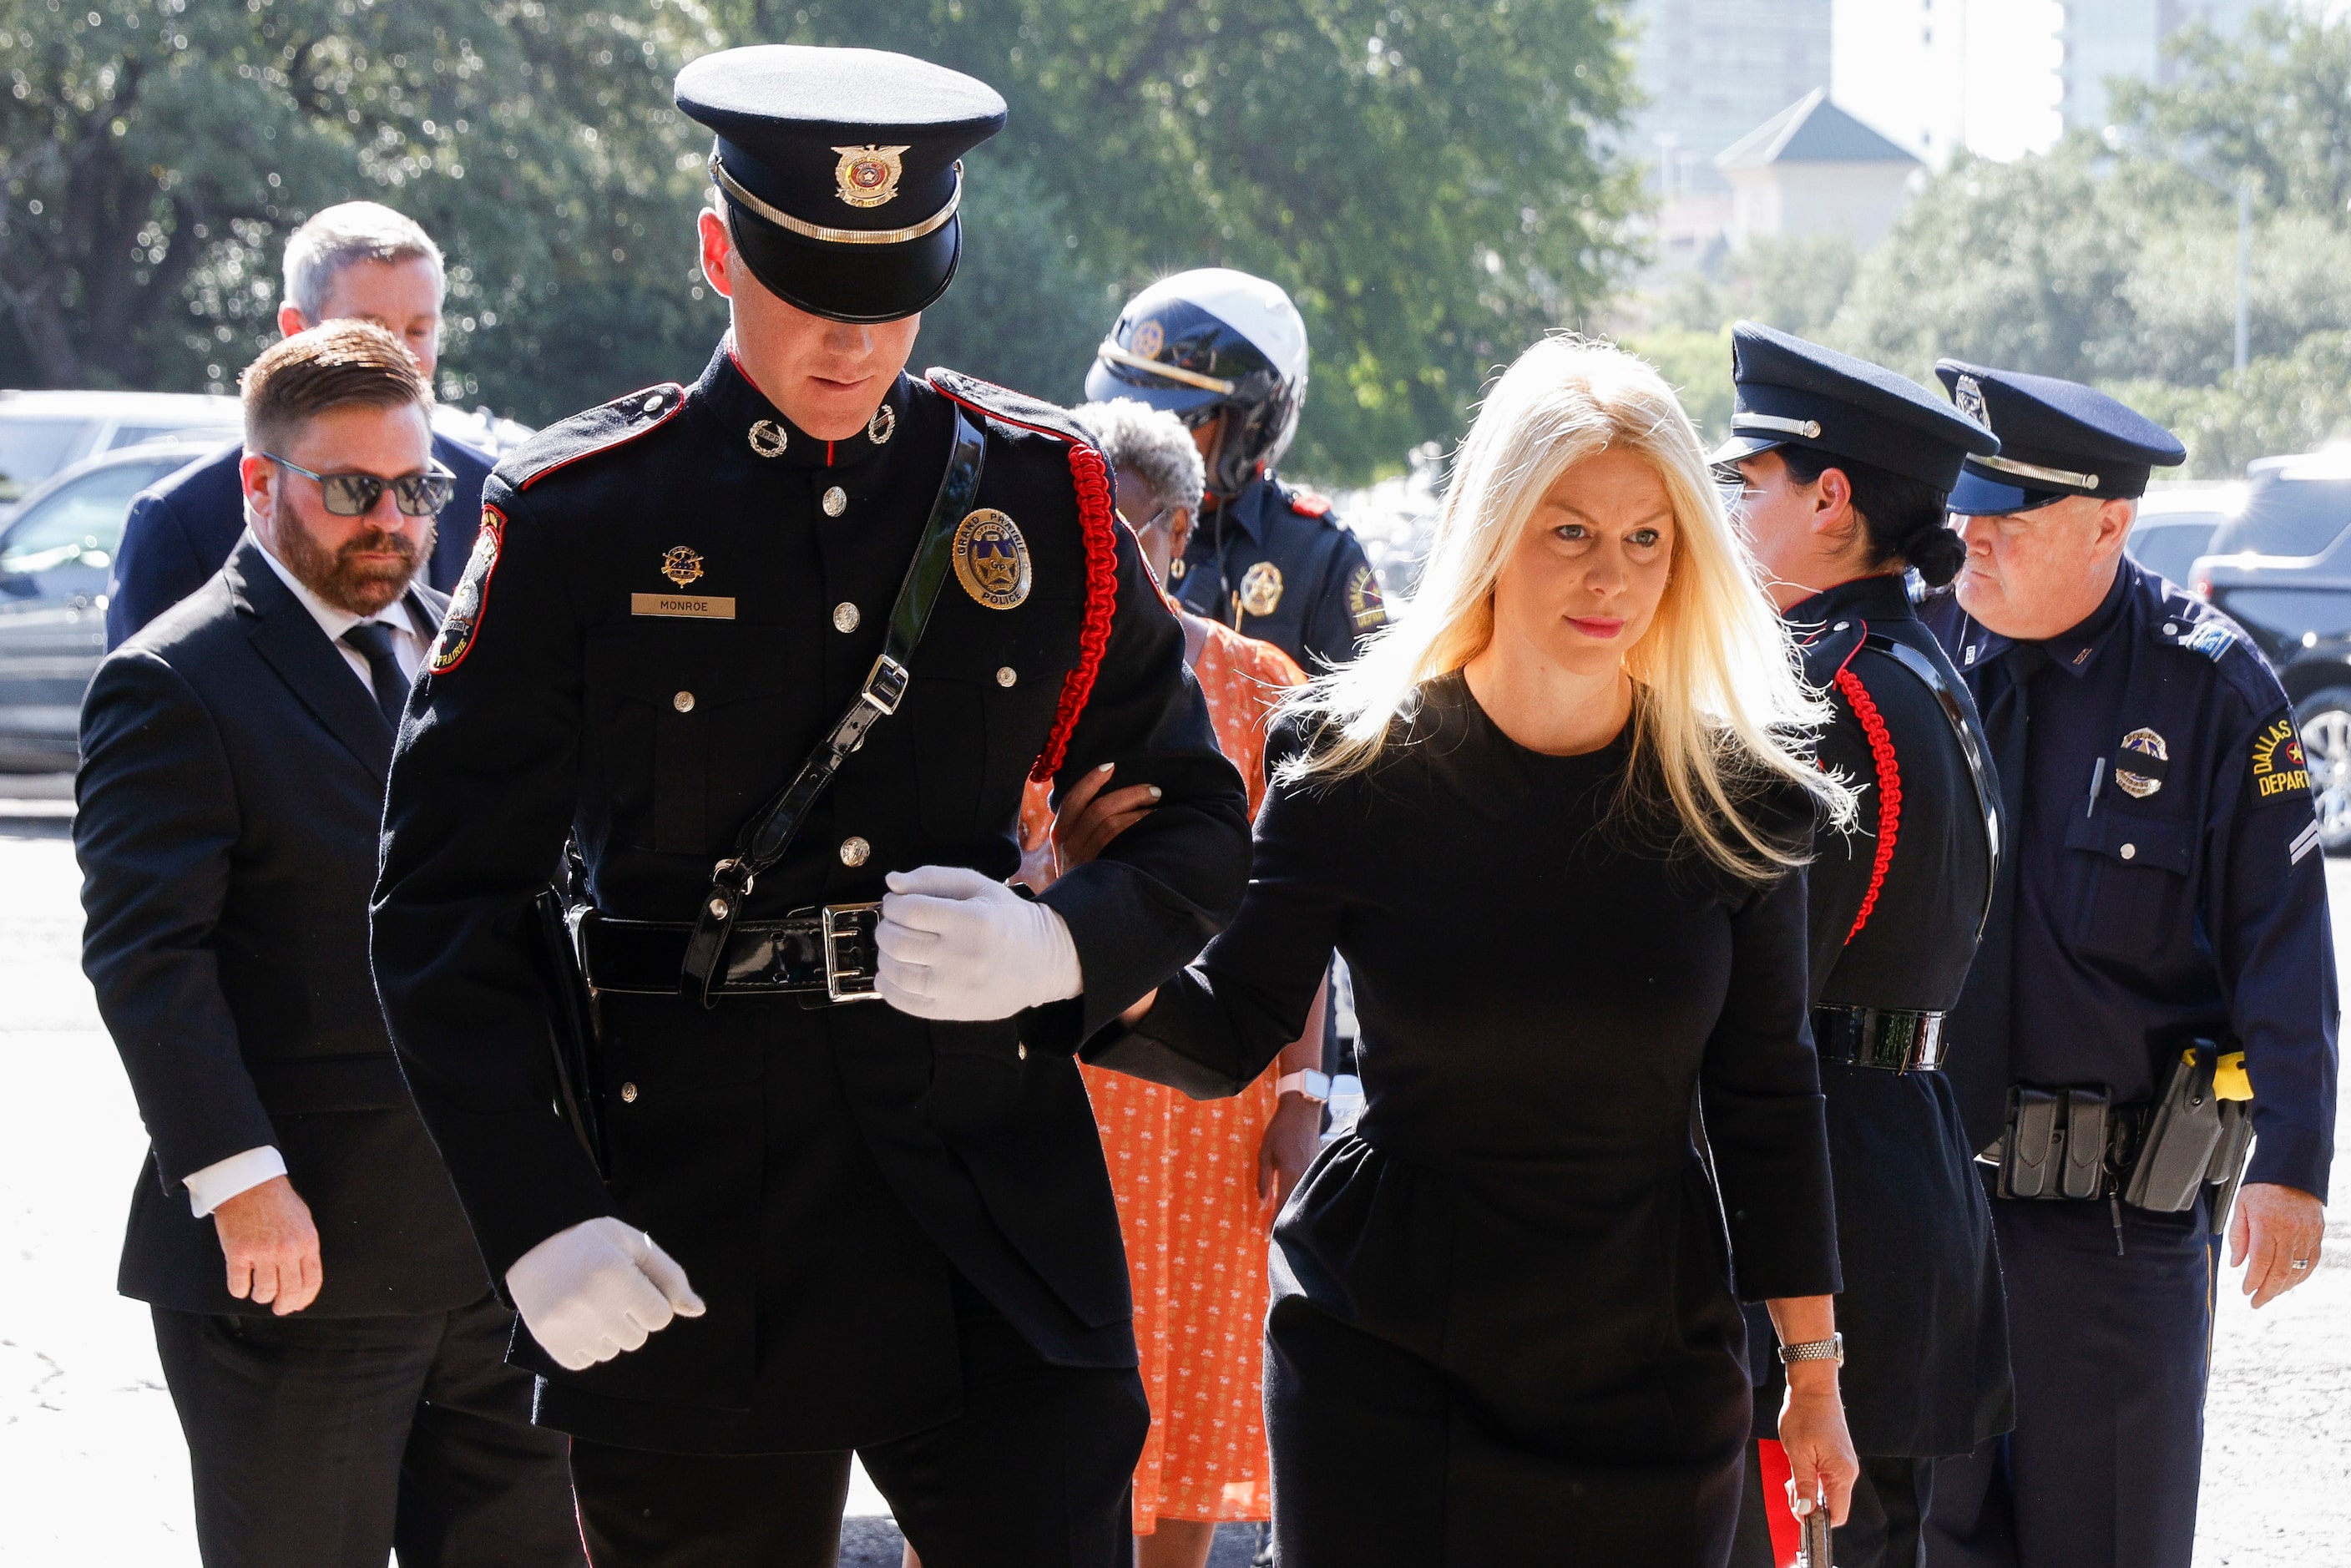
1275;1070;1332;1104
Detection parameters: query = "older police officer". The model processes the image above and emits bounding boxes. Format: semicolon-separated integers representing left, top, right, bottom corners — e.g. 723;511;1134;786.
369;47;1251;1568
1919;366;2336;1568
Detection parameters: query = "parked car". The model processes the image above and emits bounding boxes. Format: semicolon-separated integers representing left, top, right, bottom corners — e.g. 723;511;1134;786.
0;390;242;517
0;441;218;771
2126;483;2240;585
2188;449;2351;852
1;388;533;523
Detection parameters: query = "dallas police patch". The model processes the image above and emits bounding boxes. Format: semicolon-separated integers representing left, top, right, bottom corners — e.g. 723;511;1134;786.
953;508;1032;609
2251;715;2313;803
1346;562;1388;631
431;508;503;674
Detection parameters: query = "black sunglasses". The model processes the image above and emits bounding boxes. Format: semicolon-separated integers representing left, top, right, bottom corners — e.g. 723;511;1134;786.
267;454;456;518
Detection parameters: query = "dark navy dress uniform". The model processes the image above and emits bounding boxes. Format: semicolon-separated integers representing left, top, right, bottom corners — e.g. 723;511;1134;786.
1711;325;2011;1568
1172;473;1385;672
367;48;1251;1568
1919;366;2338;1568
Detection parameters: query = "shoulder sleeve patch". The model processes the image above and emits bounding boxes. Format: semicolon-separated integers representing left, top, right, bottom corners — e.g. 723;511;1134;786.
925;367;1090;448
1345;560;1388;630
430;506;503;674
498;383;686;493
2249;711;2313;807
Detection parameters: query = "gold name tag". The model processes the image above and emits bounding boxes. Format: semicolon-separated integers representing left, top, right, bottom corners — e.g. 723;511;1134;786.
630;593;736;620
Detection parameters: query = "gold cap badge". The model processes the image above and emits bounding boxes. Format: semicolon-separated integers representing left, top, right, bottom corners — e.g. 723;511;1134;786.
1130;318;1165;360
660;546;705;588
953;509;1032;610
832;145;911;209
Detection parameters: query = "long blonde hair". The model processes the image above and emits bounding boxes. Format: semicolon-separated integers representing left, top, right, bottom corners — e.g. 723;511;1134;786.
1281;334;1853;880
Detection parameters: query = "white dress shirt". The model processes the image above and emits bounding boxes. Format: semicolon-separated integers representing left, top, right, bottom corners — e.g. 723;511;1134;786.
182;536;431;1219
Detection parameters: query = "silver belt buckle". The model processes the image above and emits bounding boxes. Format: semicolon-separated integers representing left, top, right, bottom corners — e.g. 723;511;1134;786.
821;902;885;1003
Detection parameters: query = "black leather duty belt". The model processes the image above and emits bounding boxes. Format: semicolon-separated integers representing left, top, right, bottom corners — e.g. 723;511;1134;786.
578;904;883;1003
1812;1004;1946;1072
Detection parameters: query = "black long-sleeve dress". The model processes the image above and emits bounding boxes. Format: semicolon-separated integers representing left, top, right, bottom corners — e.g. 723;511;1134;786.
1088;673;1843;1565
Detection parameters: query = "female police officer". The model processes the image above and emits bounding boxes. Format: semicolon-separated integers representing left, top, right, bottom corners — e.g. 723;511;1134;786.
368;46;1251;1568
1714;324;2012;1568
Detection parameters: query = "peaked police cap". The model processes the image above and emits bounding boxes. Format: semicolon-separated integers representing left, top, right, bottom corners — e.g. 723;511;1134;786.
676;46;1008;323
1711;322;1998;491
1935;361;2188;514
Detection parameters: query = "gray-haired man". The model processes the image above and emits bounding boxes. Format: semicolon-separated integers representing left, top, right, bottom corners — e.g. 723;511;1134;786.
106;200;494;647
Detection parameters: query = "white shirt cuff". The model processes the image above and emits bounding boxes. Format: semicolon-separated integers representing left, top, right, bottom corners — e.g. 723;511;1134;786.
185;1146;287;1218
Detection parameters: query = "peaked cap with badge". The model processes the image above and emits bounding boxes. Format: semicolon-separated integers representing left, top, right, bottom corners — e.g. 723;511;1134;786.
678;46;1008;322
1714;321;1999;490
1935;361;2188;515
368;47;1251;1552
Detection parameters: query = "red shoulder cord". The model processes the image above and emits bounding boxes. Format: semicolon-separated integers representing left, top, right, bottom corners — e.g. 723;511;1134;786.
1031;441;1118;780
1832;632;1901;944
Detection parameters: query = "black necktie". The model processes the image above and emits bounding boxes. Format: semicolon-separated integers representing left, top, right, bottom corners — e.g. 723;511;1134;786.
1946;641;2046;1147
341;621;411;730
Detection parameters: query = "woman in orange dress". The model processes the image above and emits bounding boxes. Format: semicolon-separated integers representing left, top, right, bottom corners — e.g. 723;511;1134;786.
1034;401;1327;1568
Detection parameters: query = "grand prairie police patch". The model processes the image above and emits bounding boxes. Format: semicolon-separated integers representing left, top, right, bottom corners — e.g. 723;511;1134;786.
432;508;503;674
953;508;1032;609
2251;716;2313;802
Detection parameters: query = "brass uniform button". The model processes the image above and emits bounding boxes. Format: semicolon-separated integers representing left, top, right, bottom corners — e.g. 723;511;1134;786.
822;485;848;517
620;1082;639;1104
673;690;695;713
2121;843;2136;860
995;665;1017;688
840;836;872;867
833;602;861;634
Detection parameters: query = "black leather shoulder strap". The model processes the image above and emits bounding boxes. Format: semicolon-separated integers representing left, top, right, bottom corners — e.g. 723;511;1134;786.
680;407;987;1004
1863;631;2003;940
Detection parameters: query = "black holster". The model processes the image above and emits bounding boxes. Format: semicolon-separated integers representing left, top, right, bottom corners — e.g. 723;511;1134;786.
528;879;606;1178
1995;1039;2254;1234
2123;1040;2256;1233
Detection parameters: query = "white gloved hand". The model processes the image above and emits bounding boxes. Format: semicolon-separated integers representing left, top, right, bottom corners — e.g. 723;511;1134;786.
504;1216;706;1372
876;865;1084;1021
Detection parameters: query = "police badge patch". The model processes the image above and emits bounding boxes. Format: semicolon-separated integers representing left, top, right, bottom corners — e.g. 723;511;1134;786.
832;144;910;208
1237;560;1284;618
431;508;503;674
953;508;1032;609
2251;716;2313;802
2114;727;2168;798
1954;373;1990;430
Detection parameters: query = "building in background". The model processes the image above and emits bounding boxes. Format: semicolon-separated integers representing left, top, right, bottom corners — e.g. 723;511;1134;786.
1620;0;1833;269
1831;0;1971;169
1717;90;1924;250
2058;0;2257;132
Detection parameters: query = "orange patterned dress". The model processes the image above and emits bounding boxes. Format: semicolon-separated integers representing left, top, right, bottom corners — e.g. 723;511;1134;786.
1019;602;1307;1533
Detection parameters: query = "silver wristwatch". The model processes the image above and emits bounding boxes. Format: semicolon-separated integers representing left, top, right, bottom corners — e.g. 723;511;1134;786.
1274;1070;1332;1105
1777;1333;1845;1368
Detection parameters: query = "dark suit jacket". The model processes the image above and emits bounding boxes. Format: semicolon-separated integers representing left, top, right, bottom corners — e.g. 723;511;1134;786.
77;536;488;1317
105;433;491;650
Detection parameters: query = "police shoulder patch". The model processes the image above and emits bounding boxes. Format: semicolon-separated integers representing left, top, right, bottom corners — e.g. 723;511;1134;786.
2249;712;2313;806
498;382;686;493
431;507;503;674
1346;561;1388;631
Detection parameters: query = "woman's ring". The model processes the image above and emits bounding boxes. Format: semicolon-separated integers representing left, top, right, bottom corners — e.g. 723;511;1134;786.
2289;1258;2311;1271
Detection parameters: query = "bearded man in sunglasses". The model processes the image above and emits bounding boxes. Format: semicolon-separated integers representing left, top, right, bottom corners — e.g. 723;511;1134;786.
73;320;584;1568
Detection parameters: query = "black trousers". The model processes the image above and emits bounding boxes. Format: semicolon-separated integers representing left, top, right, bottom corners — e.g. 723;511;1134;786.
1731;1442;1933;1568
569;1309;1147;1568
1924;1192;2214;1568
151;1293;583;1568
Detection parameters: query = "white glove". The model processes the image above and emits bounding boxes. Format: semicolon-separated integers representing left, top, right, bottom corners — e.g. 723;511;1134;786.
876;865;1084;1021
504;1216;705;1372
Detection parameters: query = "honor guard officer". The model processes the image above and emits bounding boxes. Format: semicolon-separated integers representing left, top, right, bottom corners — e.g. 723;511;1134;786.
1085;268;1388;672
1713;325;2012;1568
1919;366;2337;1568
368;47;1252;1568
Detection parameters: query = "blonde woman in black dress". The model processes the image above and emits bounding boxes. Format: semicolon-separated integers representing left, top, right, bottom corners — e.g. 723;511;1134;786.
1089;336;1862;1564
